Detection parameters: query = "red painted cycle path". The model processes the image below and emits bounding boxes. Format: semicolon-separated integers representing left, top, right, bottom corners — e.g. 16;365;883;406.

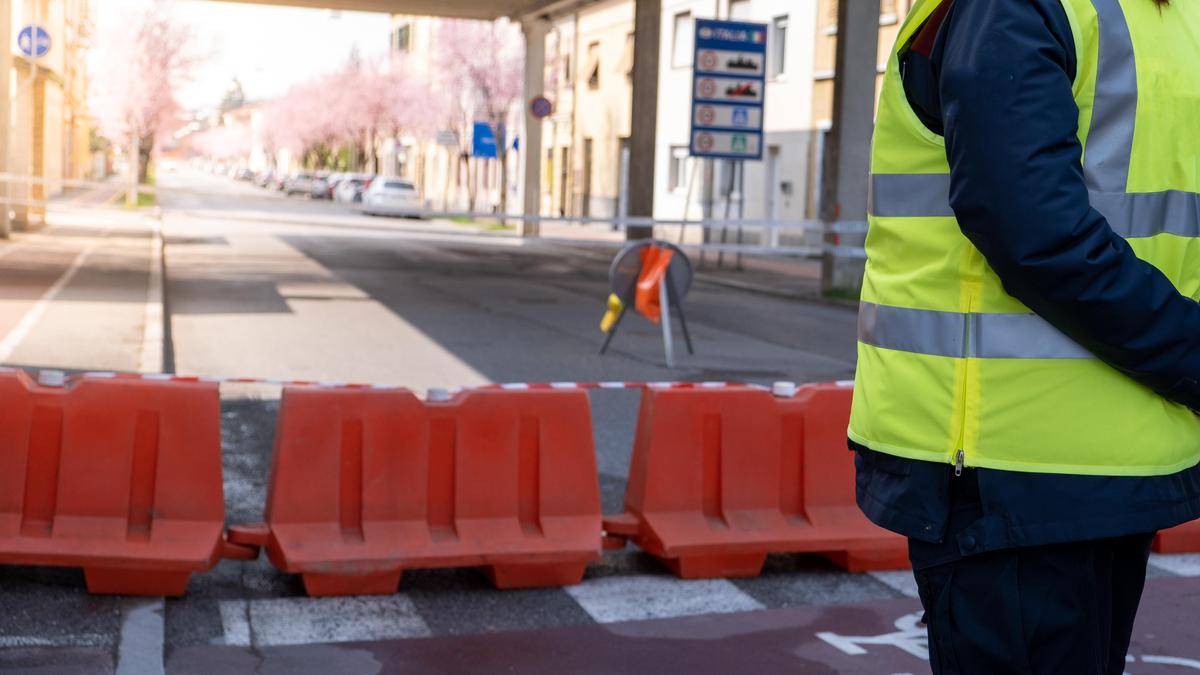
168;575;1200;674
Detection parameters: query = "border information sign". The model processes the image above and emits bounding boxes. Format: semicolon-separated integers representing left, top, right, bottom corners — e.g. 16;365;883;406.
689;19;767;161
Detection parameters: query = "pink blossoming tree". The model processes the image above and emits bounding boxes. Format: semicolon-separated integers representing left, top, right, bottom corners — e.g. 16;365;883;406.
91;0;196;182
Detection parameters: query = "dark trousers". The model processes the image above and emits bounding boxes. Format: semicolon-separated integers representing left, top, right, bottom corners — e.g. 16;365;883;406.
910;473;1155;675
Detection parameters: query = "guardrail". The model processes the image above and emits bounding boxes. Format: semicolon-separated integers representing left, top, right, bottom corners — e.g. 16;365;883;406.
0;172;869;260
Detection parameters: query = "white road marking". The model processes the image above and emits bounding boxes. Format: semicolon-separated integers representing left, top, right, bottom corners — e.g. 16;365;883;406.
0;232;107;363
1149;553;1200;577
0;634;111;648
218;595;432;648
139;214;164;373
218;600;251;647
565;575;764;623
115;597;165;675
869;570;920;598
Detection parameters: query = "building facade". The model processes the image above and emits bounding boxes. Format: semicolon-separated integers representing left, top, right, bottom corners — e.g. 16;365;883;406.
8;0;93;229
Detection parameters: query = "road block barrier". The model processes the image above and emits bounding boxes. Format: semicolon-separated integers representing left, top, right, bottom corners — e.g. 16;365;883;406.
603;382;908;578
229;386;602;596
0;371;253;596
1155;521;1200;554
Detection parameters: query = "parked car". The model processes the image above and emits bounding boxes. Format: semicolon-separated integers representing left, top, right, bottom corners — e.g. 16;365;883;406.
235;168;254;181
333;174;373;203
285;172;317;195
309;171;340;199
360;178;421;217
254;170;274;188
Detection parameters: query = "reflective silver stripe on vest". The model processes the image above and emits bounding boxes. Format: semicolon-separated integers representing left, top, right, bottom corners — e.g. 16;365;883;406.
870;173;1200;240
871;0;1161;229
868;173;955;218
1083;0;1137;193
859;302;1095;359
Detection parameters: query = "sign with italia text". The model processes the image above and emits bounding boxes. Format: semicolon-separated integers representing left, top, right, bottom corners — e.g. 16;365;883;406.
690;18;767;160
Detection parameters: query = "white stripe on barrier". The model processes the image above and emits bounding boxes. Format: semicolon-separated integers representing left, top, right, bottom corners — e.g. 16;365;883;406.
7;368;843;396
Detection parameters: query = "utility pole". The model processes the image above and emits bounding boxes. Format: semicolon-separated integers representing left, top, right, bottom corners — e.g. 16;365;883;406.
819;0;879;293
625;0;662;240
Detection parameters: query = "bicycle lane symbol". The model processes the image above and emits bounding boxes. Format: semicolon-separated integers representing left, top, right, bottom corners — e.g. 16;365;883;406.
816;612;1200;673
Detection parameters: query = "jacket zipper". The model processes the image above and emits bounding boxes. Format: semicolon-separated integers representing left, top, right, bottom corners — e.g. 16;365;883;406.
952;305;972;477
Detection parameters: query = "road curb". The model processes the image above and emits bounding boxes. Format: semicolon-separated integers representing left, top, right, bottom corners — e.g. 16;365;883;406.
138;210;165;374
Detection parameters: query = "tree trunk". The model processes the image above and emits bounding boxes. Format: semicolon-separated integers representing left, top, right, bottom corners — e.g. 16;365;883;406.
465;152;477;212
137;132;154;184
495;122;507;220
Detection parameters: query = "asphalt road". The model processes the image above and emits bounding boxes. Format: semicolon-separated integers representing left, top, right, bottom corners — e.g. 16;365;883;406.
3;167;1200;673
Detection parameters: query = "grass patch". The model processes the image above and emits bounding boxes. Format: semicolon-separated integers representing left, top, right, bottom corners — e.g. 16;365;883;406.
124;191;156;208
450;216;515;232
137;191;156;207
823;286;862;301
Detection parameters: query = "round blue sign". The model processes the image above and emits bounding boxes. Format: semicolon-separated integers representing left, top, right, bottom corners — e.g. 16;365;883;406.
17;25;50;58
529;96;553;119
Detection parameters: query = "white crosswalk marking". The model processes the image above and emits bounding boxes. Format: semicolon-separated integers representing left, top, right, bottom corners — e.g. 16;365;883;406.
218;595;431;647
565;575;764;623
869;570;920;598
1149;554;1200;577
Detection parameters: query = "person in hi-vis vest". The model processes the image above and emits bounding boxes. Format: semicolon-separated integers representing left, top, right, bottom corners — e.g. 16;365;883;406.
850;0;1200;670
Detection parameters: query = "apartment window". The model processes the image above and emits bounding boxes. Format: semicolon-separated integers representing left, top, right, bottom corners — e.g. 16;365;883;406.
668;146;689;192
769;16;788;78
393;24;412;52
619;32;635;80
585;41;601;89
729;0;752;19
563;53;572;84
672;12;693;68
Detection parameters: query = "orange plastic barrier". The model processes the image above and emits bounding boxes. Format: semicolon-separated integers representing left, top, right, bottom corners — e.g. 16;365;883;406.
0;371;245;596
231;386;602;596
603;383;908;578
1155;521;1200;554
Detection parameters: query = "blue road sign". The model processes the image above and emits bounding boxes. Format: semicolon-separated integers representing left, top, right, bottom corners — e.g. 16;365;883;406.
529;95;553;119
17;25;50;58
690;19;767;160
471;122;498;159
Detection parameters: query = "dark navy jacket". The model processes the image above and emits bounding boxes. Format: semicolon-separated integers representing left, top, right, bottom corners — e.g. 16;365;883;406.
854;0;1200;561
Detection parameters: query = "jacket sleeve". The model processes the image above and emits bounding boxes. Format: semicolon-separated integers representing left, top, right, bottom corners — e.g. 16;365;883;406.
936;0;1200;410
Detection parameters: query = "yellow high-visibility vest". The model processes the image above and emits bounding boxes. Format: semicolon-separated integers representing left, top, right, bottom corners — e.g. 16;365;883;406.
849;0;1200;476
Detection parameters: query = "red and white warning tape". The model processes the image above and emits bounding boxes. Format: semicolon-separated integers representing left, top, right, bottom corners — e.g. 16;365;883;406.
0;366;854;398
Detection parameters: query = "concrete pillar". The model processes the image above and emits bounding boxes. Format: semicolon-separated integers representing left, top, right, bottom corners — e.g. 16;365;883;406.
819;0;878;292
0;0;11;238
625;0;661;240
520;17;548;237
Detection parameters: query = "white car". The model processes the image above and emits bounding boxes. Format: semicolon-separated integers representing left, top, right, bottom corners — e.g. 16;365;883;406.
360;178;421;217
333;174;373;203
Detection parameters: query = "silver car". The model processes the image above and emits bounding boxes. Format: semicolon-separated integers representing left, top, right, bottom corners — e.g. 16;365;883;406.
285;172;317;196
360;178;421;217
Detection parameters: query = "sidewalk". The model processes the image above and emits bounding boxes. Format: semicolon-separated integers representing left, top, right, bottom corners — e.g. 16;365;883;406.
0;193;161;374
